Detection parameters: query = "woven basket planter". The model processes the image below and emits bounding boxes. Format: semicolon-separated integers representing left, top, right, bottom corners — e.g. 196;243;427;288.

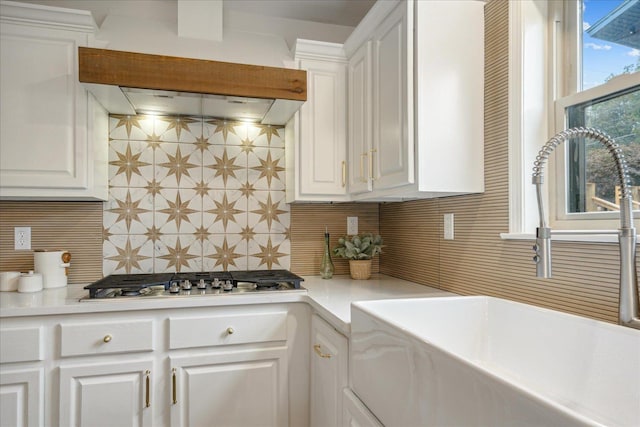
349;259;372;280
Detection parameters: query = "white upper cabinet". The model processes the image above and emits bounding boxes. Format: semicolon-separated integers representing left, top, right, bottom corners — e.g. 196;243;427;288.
347;41;373;194
286;39;349;203
345;0;484;201
371;2;413;193
0;1;108;201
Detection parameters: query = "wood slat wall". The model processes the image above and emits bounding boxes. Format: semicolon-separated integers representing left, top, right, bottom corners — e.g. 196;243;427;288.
290;203;379;275
380;0;639;324
0;201;103;284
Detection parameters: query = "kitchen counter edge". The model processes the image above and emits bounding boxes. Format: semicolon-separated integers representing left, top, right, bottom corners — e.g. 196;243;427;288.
0;274;455;336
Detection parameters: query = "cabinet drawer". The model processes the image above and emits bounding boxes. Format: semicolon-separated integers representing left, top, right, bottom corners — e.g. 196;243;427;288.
59;320;153;357
0;327;43;363
169;311;287;349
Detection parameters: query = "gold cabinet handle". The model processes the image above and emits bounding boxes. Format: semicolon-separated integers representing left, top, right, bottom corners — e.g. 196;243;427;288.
172;368;177;405
341;161;346;188
103;334;112;343
145;370;151;408
313;344;332;359
226;327;234;335
360;153;368;183
369;149;377;181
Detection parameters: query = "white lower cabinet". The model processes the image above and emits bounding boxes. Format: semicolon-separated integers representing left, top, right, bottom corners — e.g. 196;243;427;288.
310;314;348;427
170;348;288;427
0;303;307;427
342;389;383;427
0;367;44;427
59;359;154;427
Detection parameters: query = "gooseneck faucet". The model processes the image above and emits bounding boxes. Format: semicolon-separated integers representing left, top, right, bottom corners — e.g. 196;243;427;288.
531;127;639;329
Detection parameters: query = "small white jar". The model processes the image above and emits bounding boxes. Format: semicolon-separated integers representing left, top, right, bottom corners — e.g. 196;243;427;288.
0;271;21;292
18;271;43;293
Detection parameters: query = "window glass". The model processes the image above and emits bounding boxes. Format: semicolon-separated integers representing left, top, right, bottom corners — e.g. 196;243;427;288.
565;86;639;213
562;0;640;215
582;0;639;89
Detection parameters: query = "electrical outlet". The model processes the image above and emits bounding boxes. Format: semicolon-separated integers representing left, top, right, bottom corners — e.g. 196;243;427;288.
347;216;358;235
444;214;454;240
14;226;31;250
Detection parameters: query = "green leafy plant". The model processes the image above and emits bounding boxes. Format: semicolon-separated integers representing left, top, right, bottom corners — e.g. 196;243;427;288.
333;233;383;260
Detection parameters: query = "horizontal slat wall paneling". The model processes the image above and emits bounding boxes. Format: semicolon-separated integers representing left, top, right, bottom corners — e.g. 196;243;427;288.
379;200;440;287
0;201;103;284
290;203;379;276
379;0;636;325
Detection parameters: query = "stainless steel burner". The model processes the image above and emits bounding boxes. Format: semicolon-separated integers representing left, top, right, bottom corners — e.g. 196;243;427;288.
83;270;304;300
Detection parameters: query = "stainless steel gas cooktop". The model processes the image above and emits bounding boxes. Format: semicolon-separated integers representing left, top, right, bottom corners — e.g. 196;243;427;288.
83;270;305;300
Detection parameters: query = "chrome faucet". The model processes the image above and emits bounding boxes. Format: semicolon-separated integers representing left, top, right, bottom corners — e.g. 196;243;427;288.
531;127;639;329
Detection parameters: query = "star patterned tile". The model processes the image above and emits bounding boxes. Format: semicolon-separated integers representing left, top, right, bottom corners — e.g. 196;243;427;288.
103;235;154;275
103;114;290;274
156;142;202;188
109;114;154;141
248;190;289;234
204;118;243;145
248;233;290;270
109;140;153;188
203;145;246;190
156;116;202;143
248;147;285;190
203;234;248;271
104;187;154;235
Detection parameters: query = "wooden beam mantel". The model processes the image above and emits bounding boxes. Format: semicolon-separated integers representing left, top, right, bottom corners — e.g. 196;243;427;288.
78;47;307;102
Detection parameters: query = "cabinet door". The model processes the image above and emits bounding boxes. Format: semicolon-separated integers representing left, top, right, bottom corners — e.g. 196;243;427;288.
348;41;373;194
297;58;348;198
59;359;153;427
342;389;383;427
371;1;414;191
170;347;288;427
0;368;43;427
310;314;348;427
0;23;88;189
0;21;108;200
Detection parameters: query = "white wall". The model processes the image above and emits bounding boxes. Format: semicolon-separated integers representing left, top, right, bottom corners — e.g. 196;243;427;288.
13;0;355;67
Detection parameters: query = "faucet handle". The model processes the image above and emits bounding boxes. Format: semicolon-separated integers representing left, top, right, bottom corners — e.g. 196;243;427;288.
534;230;552;278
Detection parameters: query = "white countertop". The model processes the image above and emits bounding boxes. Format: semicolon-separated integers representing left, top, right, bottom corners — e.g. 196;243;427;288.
303;274;455;334
0;274;455;335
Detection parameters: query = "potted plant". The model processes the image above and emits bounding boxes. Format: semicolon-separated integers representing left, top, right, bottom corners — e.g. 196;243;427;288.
333;233;384;280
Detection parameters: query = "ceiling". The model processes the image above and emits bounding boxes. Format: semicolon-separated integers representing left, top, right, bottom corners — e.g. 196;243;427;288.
12;0;375;27
224;0;375;27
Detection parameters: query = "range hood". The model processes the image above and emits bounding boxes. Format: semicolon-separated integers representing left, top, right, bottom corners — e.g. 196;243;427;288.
79;47;306;124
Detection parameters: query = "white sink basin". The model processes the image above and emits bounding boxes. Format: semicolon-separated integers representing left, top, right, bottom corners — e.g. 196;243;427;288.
350;296;640;427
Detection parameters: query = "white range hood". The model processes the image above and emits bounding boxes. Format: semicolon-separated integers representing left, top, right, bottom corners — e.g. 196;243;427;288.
79;47;307;124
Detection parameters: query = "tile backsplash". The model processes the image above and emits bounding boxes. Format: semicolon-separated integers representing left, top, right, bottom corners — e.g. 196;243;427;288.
103;115;290;275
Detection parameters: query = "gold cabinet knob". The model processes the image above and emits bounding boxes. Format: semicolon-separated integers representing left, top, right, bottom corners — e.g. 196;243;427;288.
103;334;112;343
226;327;234;335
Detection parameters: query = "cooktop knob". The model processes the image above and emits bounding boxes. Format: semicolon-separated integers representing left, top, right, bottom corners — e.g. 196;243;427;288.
181;280;192;290
212;278;221;289
223;280;233;291
197;279;207;289
169;282;180;293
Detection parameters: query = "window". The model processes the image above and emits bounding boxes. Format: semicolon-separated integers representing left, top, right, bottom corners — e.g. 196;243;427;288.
551;0;639;228
504;0;639;240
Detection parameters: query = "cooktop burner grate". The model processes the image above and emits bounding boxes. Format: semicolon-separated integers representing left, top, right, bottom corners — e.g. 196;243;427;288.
84;270;303;299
